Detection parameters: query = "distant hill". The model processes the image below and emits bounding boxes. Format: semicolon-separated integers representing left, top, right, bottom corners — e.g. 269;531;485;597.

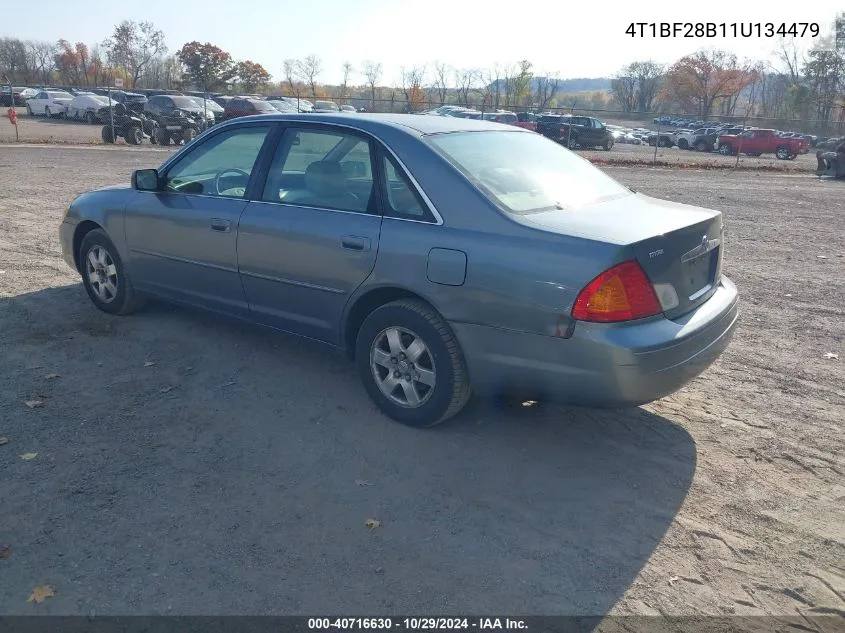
489;77;612;92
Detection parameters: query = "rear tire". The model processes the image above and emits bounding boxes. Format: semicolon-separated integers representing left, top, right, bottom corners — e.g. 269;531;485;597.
355;299;471;428
156;128;171;145
44;106;51;118
719;143;734;155
603;139;613;151
775;146;790;160
79;229;145;315
101;125;115;144
678;138;689;150
85;111;96;124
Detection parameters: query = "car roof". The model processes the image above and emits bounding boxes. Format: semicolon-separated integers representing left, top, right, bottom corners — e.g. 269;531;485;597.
212;112;531;136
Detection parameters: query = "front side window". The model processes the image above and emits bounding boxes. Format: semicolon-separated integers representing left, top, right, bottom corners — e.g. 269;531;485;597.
262;128;375;213
427;131;632;214
164;126;272;198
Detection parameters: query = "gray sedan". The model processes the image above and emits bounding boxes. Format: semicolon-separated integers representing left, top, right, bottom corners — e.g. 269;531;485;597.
59;113;739;427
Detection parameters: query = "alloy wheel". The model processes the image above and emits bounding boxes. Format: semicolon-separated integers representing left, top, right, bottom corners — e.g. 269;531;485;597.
370;326;436;408
85;245;119;304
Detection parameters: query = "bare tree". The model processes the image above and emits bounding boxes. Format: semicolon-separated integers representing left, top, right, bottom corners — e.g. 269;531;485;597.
431;61;451;105
629;61;664;111
610;74;636;111
102;20;166;88
283;59;302;97
340;61;353;99
454;68;480;106
485;64;503;109
534;72;560;110
27;40;56;85
293;55;322;99
400;65;426;110
362;60;382;109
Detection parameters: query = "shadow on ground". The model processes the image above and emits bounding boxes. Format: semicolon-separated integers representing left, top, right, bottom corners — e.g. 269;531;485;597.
0;284;697;617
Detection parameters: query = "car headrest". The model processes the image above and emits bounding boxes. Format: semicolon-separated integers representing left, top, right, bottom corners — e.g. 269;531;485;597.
304;161;346;196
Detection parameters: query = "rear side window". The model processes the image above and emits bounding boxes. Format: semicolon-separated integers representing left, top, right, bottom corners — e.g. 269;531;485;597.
381;154;434;222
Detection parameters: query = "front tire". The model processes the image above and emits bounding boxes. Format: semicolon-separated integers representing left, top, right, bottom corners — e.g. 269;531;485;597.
603;139;614;151
355;299;471;428
126;125;142;145
719;143;734;155
677;138;689;150
79;229;144;315
101;125;115;144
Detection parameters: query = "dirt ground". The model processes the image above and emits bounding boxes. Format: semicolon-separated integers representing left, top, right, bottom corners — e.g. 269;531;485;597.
0;111;820;171
0;146;843;620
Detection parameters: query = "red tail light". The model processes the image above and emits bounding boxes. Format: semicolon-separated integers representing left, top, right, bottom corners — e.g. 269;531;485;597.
572;260;662;323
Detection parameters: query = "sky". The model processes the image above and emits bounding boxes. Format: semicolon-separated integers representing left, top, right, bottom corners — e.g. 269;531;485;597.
4;0;841;85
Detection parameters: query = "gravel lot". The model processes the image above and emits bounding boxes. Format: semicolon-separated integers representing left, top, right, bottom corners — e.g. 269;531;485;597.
0;112;820;171
1;146;843;619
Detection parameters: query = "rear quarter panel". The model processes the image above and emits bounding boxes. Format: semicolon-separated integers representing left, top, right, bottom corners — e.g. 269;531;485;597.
355;128;619;339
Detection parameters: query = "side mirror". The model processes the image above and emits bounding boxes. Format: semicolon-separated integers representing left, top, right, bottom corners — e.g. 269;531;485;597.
132;168;160;191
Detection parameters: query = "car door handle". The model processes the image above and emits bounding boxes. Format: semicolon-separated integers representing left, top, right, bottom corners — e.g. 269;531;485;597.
341;236;370;252
210;218;231;232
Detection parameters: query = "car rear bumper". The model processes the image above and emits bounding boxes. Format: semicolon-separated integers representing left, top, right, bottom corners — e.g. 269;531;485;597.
452;275;739;407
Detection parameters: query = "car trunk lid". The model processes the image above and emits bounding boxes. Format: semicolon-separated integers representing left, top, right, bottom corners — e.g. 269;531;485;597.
513;192;724;320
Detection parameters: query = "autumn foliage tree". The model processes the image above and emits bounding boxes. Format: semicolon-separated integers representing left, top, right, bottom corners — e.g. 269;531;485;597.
235;60;271;92
661;49;757;117
177;42;236;92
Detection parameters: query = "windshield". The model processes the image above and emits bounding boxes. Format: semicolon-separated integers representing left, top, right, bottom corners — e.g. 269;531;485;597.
426;131;632;214
189;97;222;110
252;100;277;112
171;96;202;109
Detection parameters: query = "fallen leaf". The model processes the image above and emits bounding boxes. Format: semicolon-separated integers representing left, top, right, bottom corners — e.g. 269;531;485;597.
522;400;537;407
27;585;55;604
0;544;10;559
159;386;174;394
24;400;44;409
668;575;679;586
816;255;827;259
44;373;60;380
365;518;381;529
20;453;38;460
824;352;839;360
355;479;373;486
0;437;8;446
784;294;792;297
144;361;155;367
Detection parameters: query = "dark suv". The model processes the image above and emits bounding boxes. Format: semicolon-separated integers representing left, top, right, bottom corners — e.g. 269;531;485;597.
536;114;614;150
145;94;218;126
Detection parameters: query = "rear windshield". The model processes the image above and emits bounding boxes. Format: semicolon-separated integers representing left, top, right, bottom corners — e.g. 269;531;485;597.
427;131;632;214
48;91;73;99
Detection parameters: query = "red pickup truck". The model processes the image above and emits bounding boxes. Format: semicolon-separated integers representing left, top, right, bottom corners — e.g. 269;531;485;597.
716;128;808;160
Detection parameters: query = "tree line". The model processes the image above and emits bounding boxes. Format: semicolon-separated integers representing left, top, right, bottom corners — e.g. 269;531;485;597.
1;14;842;126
